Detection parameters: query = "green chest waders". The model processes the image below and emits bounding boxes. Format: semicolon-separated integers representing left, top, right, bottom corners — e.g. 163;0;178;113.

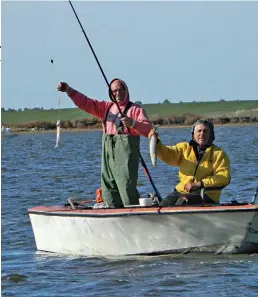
101;134;140;208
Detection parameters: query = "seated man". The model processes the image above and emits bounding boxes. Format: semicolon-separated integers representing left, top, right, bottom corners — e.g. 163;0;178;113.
148;119;231;206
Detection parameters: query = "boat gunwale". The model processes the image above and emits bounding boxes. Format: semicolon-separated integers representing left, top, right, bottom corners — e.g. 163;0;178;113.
28;204;258;218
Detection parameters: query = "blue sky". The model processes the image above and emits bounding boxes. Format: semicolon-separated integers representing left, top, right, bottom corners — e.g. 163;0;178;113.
1;1;258;109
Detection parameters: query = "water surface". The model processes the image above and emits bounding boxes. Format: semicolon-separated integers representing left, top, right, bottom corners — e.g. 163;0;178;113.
2;125;258;296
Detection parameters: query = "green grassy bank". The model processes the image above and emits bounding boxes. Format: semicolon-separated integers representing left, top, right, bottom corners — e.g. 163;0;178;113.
2;100;258;125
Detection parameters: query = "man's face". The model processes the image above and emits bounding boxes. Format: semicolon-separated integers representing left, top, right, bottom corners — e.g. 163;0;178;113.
193;123;210;147
110;80;126;102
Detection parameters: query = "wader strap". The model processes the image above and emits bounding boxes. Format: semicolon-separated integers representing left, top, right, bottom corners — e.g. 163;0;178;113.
103;101;133;134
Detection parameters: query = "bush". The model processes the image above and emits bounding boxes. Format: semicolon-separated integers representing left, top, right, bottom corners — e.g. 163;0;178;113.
182;113;200;125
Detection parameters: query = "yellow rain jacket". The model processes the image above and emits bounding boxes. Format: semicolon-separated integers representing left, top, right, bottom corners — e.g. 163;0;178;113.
157;141;230;203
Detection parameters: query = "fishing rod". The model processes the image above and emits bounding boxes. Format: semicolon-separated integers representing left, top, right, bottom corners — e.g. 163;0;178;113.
68;0;162;202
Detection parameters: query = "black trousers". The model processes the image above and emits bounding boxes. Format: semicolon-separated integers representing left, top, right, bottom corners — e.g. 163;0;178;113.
160;190;215;206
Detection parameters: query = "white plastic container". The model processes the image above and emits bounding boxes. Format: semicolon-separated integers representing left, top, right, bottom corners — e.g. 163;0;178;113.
139;198;153;207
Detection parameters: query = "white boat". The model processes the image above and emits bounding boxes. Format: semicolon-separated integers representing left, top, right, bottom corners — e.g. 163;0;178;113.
28;188;258;257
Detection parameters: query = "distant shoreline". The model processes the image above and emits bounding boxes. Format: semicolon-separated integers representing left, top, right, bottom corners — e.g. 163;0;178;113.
11;122;258;135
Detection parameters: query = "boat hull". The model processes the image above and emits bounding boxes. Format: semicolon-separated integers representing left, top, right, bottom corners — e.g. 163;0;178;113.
28;204;258;256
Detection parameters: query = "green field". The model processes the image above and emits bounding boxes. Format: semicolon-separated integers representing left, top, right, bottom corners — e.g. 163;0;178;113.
2;100;258;125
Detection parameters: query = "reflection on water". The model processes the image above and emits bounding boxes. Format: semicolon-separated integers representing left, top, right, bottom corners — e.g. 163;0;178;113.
1;126;258;297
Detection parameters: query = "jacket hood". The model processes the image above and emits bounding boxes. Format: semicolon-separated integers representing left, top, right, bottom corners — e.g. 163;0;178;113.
108;78;130;107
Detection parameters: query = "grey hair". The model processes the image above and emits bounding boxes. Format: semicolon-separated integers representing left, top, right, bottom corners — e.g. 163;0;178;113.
191;119;215;144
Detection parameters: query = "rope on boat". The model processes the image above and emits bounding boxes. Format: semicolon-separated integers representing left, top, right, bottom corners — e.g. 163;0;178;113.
65;197;95;209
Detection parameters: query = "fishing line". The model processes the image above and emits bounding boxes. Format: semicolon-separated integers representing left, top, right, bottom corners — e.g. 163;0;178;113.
68;0;162;201
50;58;67;203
